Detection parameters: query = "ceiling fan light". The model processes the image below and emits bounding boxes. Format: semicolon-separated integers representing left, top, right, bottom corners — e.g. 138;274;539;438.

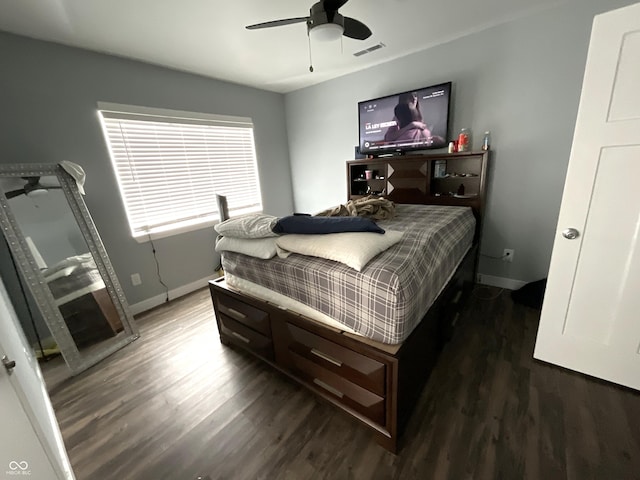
310;23;344;42
26;188;48;198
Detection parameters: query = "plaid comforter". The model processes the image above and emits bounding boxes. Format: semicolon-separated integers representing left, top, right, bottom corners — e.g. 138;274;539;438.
221;204;475;344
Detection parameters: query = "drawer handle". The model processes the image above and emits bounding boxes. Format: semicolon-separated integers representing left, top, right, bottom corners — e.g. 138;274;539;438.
313;378;344;398
452;290;462;304
224;306;247;321
231;331;251;344
311;348;343;367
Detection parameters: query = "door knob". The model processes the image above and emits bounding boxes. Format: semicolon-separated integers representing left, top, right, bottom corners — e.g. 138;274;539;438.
562;228;580;240
2;355;16;374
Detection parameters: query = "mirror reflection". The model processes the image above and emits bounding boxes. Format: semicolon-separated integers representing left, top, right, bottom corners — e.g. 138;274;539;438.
0;168;136;379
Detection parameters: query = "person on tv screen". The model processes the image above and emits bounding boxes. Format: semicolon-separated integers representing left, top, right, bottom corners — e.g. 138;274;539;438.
384;91;445;146
384;99;431;143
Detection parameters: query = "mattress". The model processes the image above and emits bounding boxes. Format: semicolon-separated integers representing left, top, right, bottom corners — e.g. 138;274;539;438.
221;204;476;344
225;272;360;335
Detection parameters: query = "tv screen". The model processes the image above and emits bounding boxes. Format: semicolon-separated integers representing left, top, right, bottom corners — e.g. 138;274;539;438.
358;82;451;155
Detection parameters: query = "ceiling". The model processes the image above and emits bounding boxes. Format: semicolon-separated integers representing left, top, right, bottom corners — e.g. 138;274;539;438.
0;0;566;93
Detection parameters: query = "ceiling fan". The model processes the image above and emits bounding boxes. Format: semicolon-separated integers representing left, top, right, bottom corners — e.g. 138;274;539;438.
5;177;62;199
246;0;372;42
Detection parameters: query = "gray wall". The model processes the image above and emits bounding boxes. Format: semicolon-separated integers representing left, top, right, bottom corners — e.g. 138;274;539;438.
284;0;636;284
0;32;294;305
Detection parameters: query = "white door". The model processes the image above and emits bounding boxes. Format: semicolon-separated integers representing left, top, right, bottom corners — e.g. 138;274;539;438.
0;277;75;479
534;2;640;390
0;349;60;479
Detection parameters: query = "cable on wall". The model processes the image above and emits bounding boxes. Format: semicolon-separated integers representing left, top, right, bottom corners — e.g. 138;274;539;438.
148;235;169;303
472;285;504;300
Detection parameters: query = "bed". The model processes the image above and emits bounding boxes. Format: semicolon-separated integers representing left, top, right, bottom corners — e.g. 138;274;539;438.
222;204;475;344
208;152;488;452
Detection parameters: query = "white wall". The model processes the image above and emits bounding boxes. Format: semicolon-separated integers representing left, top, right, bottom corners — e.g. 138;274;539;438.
284;0;638;285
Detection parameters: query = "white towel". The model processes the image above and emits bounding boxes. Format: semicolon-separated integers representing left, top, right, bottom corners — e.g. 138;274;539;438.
59;161;86;195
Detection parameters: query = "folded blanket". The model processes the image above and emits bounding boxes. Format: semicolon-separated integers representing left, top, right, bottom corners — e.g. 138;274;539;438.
315;195;396;220
214;213;278;239
273;215;384;234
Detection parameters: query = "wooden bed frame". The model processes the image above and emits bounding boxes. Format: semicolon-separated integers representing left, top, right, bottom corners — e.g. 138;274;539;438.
208;151;488;452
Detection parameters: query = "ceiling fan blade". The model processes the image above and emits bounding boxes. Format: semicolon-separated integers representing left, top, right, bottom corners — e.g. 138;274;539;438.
343;17;372;40
246;17;308;30
5;189;26;199
323;0;349;12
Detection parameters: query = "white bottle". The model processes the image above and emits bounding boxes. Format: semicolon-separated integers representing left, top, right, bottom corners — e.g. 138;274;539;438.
482;131;491;151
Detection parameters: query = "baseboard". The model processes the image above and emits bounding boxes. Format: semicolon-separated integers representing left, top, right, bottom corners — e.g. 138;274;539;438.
476;274;527;291
129;274;216;316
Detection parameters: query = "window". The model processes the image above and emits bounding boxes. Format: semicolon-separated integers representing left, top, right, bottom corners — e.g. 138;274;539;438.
98;102;262;240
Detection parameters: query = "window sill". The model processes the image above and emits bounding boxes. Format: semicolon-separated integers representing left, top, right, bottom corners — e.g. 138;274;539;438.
133;218;218;243
132;206;263;243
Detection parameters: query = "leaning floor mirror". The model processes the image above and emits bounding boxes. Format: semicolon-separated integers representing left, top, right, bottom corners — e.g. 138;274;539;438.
0;163;138;375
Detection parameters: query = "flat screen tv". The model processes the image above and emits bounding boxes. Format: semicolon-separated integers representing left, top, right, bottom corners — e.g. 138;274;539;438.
358;82;451;156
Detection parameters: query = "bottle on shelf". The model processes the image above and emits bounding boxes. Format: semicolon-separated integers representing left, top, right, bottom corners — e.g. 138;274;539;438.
434;160;447;178
482;131;491;151
458;128;471;152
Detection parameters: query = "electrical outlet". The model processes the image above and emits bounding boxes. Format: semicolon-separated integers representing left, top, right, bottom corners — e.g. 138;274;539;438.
503;249;514;263
131;273;142;286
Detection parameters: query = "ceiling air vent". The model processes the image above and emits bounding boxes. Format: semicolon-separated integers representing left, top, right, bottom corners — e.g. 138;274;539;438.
353;42;386;57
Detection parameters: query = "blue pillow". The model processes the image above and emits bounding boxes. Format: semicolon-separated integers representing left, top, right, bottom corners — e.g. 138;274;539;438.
273;215;385;234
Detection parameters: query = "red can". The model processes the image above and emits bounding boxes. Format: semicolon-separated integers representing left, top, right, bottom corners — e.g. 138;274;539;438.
458;128;470;152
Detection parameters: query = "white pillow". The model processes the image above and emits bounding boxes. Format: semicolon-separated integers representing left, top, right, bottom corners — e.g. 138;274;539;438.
276;230;403;271
214;213;278;239
215;236;277;259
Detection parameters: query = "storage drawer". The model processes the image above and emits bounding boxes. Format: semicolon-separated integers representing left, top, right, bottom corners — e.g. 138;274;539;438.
219;314;273;360
283;323;386;397
290;350;385;426
217;294;270;336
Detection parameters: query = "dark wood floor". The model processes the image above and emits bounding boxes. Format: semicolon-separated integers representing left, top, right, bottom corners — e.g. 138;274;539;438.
44;286;640;480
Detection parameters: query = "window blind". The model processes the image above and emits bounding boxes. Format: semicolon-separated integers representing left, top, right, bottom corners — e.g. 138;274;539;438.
98;105;262;238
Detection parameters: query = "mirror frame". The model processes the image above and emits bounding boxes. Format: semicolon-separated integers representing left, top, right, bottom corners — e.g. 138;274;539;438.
0;163;139;375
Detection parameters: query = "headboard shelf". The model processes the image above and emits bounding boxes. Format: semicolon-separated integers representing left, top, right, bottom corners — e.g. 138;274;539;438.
347;151;489;236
